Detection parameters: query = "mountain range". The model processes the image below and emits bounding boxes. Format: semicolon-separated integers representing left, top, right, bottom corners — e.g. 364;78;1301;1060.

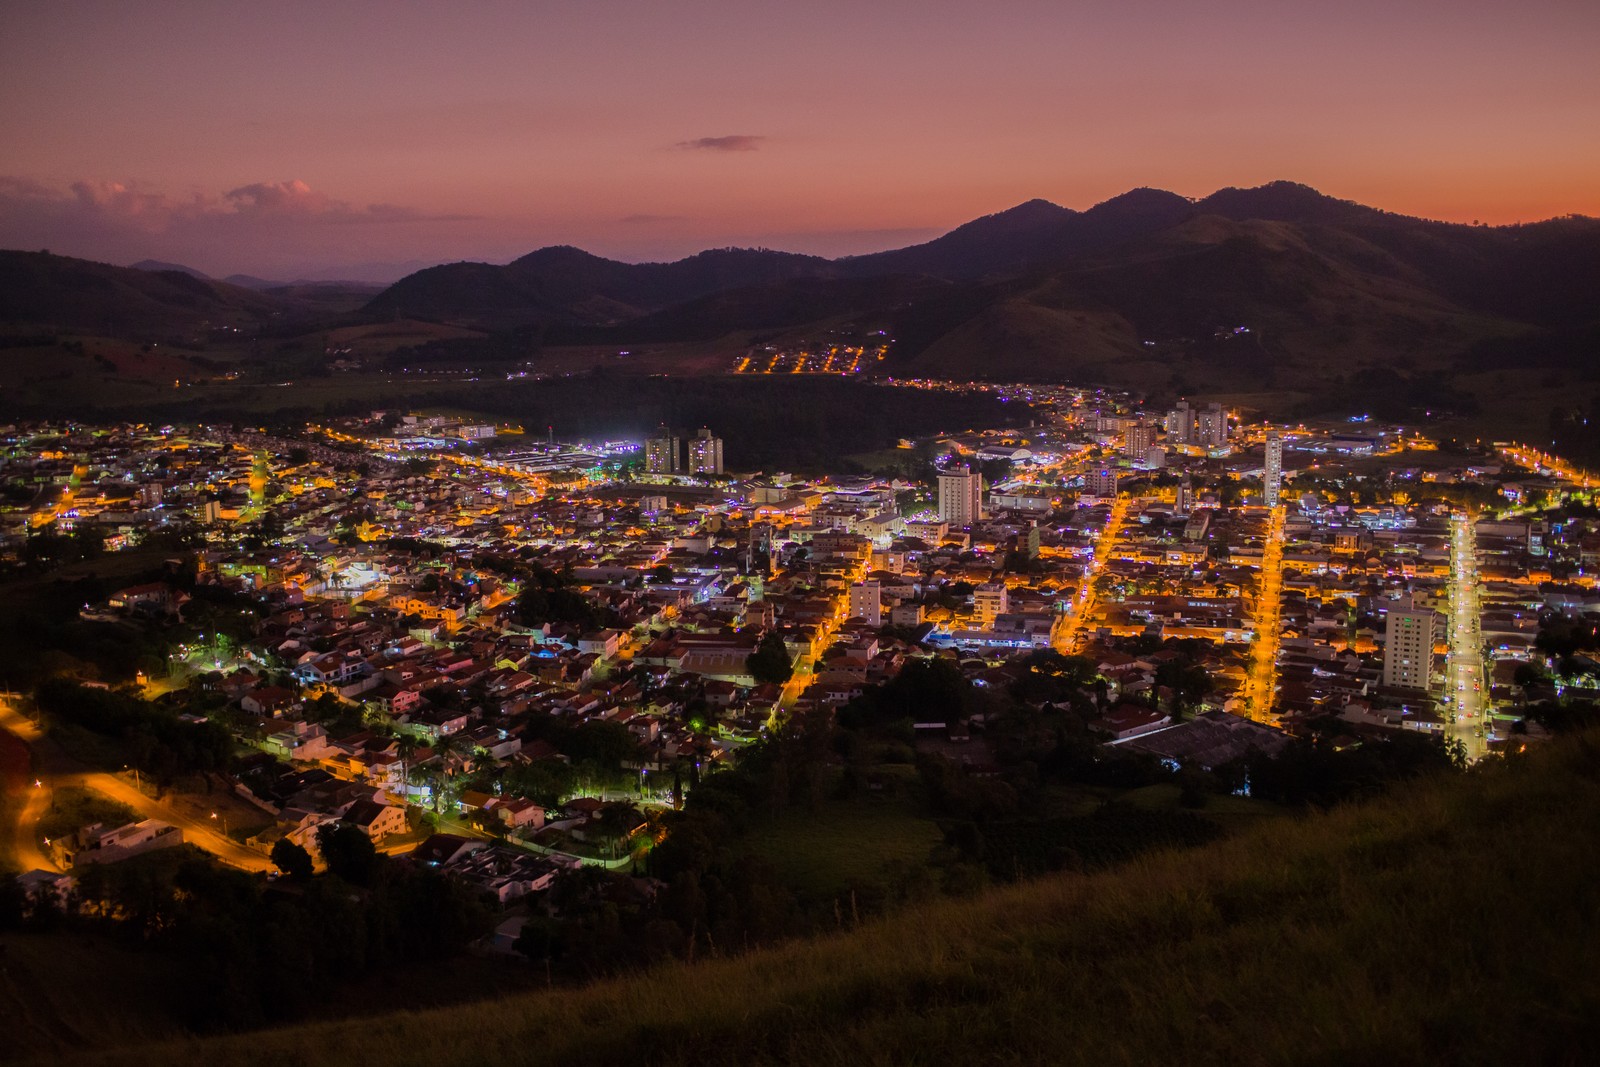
360;181;1600;395
4;181;1599;400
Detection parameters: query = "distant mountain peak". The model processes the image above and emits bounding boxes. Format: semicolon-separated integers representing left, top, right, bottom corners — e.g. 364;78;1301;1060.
1198;180;1375;223
129;258;211;280
958;198;1076;228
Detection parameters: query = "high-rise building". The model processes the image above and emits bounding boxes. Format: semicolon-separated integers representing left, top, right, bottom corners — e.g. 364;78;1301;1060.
1124;422;1155;458
938;465;984;526
688;426;724;474
973;582;1009;628
1264;433;1283;507
645;427;681;474
1175;476;1194;517
1383;607;1436;690
1165;401;1195;444
848;581;882;627
1196;403;1229;448
1086;468;1119;498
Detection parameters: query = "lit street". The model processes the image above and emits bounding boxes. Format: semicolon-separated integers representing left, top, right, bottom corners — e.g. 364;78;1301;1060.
1244;505;1287;723
0;695;59;873
1055;493;1130;654
1446;513;1488;761
1;693;271;874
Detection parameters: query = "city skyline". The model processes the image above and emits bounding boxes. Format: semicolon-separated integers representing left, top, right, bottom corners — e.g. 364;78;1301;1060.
3;1;1598;277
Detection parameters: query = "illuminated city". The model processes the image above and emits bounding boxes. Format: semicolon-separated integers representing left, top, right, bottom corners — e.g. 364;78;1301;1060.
3;2;1599;1063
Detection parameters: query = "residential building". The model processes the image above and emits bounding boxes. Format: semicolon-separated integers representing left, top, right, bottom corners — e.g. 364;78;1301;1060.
1165;401;1195;444
1383;606;1436;690
688;426;724;475
848;581;882;627
1086;468;1119;498
645;428;681;474
1124;423;1155;458
1196;403;1229;448
1264;433;1283;507
973;582;1009;628
938;465;984;526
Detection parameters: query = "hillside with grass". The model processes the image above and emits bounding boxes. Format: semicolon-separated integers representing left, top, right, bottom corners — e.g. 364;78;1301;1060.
50;732;1600;1067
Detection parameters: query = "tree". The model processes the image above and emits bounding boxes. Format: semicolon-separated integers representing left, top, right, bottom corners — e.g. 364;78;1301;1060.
593;801;643;858
746;632;793;686
315;822;378;885
270;838;314;881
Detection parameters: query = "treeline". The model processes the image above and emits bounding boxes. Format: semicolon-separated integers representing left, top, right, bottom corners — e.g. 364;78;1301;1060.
444;375;1027;473
33;679;234;791
2;840;494;1032
0;573;175;688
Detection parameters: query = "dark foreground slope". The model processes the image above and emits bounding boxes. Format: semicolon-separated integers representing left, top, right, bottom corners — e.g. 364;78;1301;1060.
62;734;1600;1067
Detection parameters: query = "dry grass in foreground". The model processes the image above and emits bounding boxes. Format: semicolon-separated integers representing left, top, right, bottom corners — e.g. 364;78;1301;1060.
54;734;1600;1067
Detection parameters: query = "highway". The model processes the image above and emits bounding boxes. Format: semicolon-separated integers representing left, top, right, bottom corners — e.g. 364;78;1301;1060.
1446;513;1489;761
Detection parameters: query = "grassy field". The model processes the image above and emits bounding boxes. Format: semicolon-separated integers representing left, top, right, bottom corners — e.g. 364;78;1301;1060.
740;794;946;897
1;931;189;1057
1116;781;1283;831
48;731;1600;1067
36;786;137;842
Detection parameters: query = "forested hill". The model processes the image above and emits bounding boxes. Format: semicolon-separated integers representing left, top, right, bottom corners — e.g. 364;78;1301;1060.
359;181;1600;392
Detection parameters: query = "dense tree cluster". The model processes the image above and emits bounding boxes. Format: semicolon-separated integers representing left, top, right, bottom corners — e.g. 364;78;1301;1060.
744;632;793;686
515;564;616;631
28;843;494;1030
33;679;234;791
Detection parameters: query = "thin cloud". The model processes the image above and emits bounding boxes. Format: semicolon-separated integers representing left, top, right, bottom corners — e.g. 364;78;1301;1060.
224;180;477;224
676;135;764;152
0;174;481;273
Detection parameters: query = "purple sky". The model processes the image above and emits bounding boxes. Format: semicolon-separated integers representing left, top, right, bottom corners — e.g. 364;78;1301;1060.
2;0;1597;280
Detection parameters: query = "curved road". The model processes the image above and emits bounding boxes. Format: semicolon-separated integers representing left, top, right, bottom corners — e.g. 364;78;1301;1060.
1;696;271;874
0;699;59;872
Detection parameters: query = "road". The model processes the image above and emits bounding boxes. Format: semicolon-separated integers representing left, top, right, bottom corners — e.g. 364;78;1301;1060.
1497;443;1593;489
1446;513;1488;761
71;770;274;872
1055;494;1130;655
0;694;272;873
7;777;60;874
1244;505;1287;723
0;697;59;872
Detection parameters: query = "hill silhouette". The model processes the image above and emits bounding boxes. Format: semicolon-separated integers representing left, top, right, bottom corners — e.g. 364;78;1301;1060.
0;250;284;336
5;182;1599;405
353;181;1600;393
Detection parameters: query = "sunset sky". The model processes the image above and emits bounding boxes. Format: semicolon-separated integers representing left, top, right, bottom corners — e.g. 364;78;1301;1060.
3;0;1597;280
